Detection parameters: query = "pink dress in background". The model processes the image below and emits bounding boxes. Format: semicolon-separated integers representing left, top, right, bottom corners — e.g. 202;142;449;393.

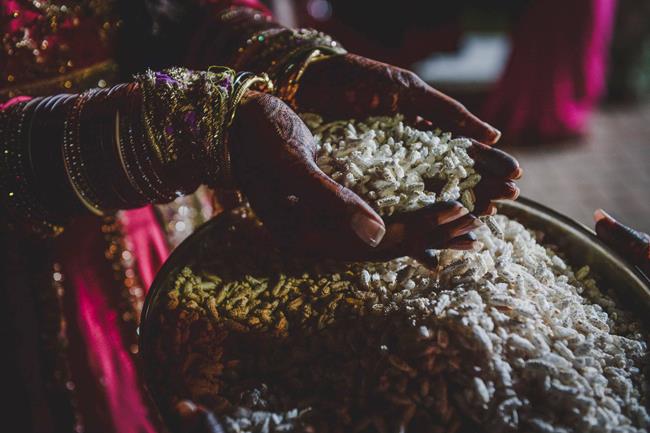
483;0;617;142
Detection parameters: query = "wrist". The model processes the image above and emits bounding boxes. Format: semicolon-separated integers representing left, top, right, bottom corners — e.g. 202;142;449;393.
134;68;272;194
187;6;276;69
231;27;346;109
233;27;346;74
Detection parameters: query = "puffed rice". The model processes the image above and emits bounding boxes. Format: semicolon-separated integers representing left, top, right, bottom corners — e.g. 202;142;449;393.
156;115;648;433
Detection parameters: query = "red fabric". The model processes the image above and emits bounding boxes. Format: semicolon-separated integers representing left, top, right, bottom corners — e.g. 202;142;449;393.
1;1;272;430
56;208;171;433
119;207;171;289
483;0;617;142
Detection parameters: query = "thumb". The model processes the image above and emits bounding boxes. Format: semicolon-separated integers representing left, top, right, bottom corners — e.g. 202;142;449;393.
298;166;386;248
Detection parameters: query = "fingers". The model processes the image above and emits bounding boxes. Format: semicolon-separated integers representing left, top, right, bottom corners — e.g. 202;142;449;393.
439;214;482;240
414;232;479;269
445;232;479;250
293;201;482;261
473;176;520;215
374;201;475;253
299;169;387;247
231;91;387;250
405;83;501;145
378;208;483;259
594;209;650;274
175;400;225;433
386;200;468;226
467;139;520;215
469;140;522;179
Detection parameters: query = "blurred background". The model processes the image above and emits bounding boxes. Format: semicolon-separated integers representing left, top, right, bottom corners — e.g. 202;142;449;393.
268;0;650;232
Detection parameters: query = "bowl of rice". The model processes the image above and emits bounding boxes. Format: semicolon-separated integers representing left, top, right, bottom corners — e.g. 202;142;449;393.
140;115;649;433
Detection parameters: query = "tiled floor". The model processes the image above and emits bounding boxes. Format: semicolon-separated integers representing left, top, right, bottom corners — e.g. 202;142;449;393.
505;103;650;234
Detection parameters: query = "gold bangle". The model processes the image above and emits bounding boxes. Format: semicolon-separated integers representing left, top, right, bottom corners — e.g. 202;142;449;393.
212;72;274;189
234;27;346;74
274;48;337;109
226;72;274;126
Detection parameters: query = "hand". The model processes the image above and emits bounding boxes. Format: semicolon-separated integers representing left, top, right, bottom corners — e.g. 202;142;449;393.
229;91;482;260
174;400;224;433
295;53;521;216
296;53;501;143
594;209;650;275
468;139;522;215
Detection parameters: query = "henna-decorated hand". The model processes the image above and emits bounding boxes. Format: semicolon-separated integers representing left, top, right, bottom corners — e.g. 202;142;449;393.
296;53;501;143
468;139;522;215
594;209;650;275
295;53;521;216
229;91;482;260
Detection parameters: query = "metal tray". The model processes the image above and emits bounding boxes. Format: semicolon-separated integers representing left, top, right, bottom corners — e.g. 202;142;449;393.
139;196;650;427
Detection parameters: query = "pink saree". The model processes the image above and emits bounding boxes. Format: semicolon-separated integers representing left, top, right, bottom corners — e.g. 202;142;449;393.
483;0;618;142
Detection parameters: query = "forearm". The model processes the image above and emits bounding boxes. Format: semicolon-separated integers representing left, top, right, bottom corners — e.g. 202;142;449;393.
0;68;269;236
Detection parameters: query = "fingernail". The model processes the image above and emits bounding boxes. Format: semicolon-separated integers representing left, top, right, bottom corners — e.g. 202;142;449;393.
351;212;386;247
440;206;469;224
451;217;482;238
176;400;198;417
487;124;501;143
594;208;612;223
492;128;502;143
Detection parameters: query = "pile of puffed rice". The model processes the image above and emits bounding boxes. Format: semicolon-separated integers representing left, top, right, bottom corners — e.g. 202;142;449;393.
303;113;481;213
153;115;649;433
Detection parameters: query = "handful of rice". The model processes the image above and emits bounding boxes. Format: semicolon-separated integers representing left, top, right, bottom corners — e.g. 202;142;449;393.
154;115;649;433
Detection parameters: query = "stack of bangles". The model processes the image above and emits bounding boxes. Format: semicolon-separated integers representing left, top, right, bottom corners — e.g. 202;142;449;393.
0;67;272;236
230;24;347;109
0;97;70;236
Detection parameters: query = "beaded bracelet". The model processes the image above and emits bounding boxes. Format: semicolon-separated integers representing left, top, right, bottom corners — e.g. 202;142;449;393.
79;87;136;210
122;86;176;202
62;89;112;215
92;85;152;208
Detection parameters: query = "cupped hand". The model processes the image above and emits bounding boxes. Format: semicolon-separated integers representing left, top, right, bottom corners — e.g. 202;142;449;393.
229;91;481;260
295;53;501;144
468;139;521;215
594;209;650;275
295;53;521;216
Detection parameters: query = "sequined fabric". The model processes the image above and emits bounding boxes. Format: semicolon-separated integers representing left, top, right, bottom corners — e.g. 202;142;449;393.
1;0;120;98
0;1;265;431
